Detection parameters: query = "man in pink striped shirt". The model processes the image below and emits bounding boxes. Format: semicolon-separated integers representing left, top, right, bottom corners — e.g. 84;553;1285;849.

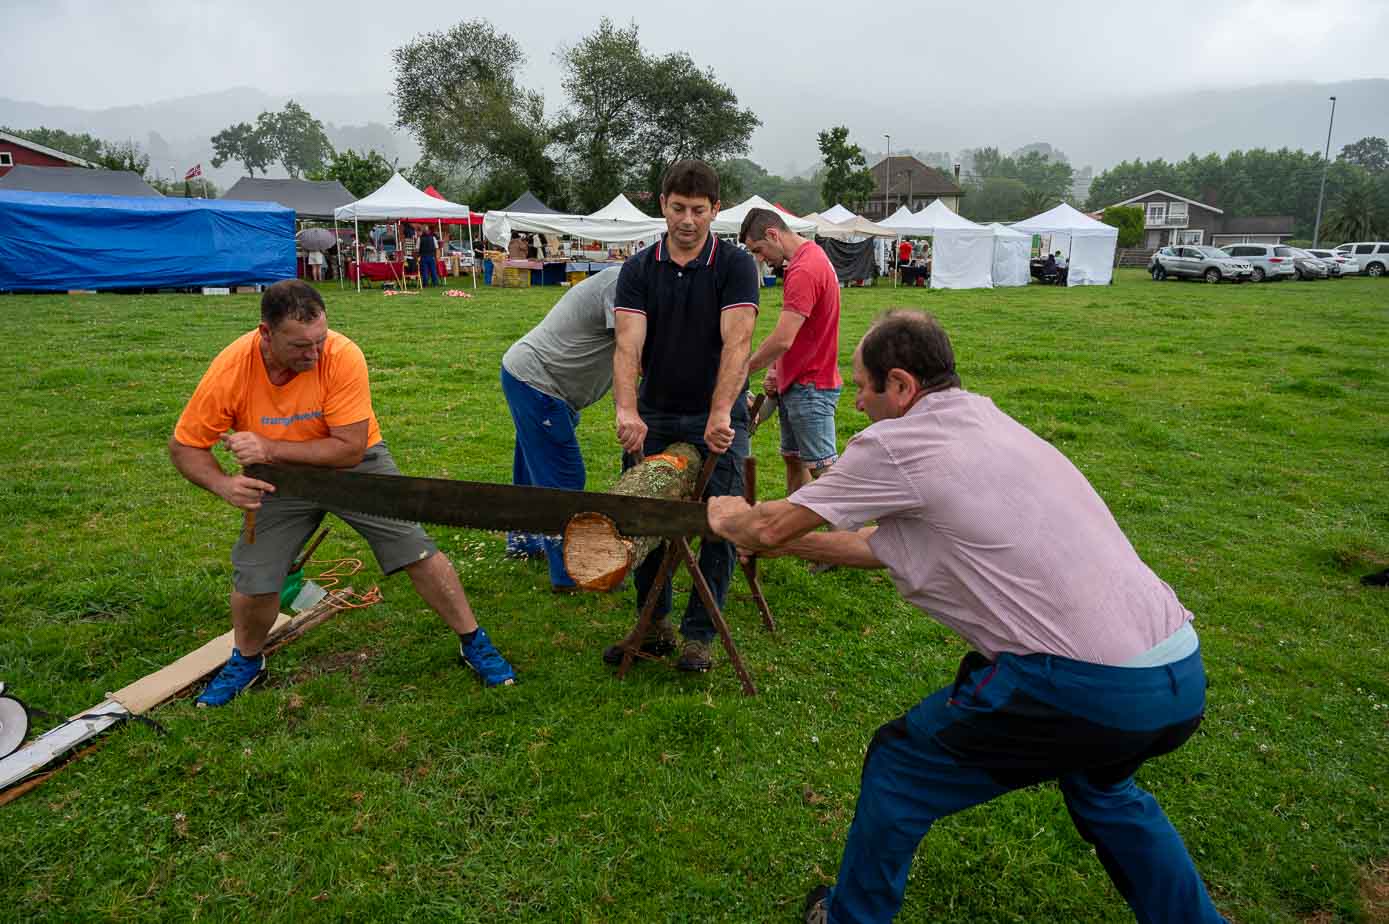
709;310;1223;924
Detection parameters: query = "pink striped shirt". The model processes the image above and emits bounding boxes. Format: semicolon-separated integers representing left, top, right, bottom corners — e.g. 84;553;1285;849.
789;389;1192;663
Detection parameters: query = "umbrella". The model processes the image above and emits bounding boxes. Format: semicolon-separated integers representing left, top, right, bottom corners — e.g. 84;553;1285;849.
297;228;338;252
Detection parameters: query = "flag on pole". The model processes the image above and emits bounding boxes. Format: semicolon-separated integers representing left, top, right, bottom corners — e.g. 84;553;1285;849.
184;164;202;181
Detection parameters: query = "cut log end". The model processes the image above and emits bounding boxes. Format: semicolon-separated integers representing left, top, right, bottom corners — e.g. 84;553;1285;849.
563;513;635;592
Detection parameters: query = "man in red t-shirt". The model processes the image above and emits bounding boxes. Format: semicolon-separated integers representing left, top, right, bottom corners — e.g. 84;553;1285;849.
739;208;842;494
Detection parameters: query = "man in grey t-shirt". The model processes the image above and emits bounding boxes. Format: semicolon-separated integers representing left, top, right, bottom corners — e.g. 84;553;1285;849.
500;268;620;590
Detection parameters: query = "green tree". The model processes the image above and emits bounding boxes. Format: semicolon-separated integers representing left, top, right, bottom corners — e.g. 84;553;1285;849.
553;18;647;212
1338;136;1389;174
1100;205;1145;247
94;139;150;176
309;148;396;198
267;101;334;178
210;121;274;176
960;176;1028;222
391;19;556;198
1;126;105;162
1321;168;1387;242
818;127;875;211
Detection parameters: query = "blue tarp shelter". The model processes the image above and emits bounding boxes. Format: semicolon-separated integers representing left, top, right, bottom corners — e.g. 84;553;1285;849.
0;190;295;292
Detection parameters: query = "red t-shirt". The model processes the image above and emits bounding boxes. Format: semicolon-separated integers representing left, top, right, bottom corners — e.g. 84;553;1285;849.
775;242;842;390
898;240;913;263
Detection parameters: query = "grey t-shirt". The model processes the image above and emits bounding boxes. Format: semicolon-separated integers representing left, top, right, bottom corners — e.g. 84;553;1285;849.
501;267;620;410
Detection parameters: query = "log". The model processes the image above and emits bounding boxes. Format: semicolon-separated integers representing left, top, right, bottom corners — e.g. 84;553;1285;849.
563;442;703;591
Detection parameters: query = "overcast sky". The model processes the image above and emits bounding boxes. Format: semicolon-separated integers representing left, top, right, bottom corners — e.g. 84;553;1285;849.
7;0;1389;170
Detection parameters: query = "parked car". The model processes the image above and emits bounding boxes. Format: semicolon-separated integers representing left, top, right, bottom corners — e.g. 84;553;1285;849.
1333;242;1389;278
1149;245;1254;283
1219;243;1301;282
1305;248;1359;276
1286;248;1331;280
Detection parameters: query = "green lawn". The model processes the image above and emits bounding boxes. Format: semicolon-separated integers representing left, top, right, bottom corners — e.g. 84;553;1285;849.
1;270;1386;922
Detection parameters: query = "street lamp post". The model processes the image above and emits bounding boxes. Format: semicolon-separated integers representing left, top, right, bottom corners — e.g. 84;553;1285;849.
883;133;891;219
1313;95;1338;248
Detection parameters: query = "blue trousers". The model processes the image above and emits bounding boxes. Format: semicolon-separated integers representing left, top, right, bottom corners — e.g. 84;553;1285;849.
420;255;440;287
826;648;1223;924
500;366;584;588
623;402;748;643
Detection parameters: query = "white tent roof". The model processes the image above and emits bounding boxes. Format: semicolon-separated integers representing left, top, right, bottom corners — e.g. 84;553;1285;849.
587;194;652;222
710;195;817;235
483;195;665;246
334;173;471;221
987;222;1030;239
820;203;856;223
829;215;896;239
1012;202;1117;238
878;200;982;235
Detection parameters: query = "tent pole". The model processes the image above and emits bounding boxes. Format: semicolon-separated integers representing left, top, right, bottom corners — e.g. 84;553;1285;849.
335;217;343;289
894;235;900;288
438;218;444;286
467;214;477;290
355;218;361;294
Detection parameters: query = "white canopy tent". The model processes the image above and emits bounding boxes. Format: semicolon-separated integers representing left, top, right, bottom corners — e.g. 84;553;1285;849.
878;200;993;289
820;203;856;223
803;211;894;241
988;223;1032;287
333;173;476;291
1011;203;1118;286
710;194;817;236
482;194;665;248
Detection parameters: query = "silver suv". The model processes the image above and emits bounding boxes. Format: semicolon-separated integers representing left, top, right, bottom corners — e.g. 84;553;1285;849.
1333;242;1389;278
1219;244;1299;282
1150;245;1253;283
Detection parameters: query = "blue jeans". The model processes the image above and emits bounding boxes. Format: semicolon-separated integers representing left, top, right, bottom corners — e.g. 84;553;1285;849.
420;255;441;287
777;383;841;471
624;401;748;642
500;366;584;588
826;648;1223;924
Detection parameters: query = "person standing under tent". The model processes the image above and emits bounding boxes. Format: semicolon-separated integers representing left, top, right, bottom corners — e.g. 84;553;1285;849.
708;310;1224;924
738;207;843;495
418;226;440;287
169;280;517;706
604;158;759;674
500;268;622;591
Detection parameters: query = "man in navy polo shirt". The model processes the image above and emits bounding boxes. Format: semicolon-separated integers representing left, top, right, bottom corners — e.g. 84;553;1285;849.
601;159;760;673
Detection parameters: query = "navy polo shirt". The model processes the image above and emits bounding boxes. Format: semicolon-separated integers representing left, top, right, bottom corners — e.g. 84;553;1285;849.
615;232;759;414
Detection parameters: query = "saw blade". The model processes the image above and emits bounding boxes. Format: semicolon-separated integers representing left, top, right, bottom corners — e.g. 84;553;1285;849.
245;464;714;538
0;696;28;759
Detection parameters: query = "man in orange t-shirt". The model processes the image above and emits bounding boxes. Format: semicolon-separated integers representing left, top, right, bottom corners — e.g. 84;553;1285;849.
170;280;515;706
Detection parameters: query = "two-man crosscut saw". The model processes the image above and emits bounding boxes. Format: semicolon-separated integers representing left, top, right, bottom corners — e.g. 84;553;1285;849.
244;464;715;537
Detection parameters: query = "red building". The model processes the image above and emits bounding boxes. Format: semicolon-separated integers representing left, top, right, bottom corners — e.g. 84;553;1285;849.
0;130;94;177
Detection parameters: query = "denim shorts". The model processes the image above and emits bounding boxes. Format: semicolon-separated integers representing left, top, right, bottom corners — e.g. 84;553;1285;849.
778;383;841;470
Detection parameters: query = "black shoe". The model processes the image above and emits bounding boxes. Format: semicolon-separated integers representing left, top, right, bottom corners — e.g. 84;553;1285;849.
1362;567;1389;587
602;618;677;665
803;885;830;924
676;639;712;673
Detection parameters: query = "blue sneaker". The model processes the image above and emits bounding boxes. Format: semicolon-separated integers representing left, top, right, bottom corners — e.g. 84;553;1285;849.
458;627;516;687
197;647;266;707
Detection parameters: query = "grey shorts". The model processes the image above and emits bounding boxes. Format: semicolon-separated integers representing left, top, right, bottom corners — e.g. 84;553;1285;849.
231;441;438;595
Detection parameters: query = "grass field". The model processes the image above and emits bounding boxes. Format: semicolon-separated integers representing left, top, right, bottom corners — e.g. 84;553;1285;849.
2;269;1386;922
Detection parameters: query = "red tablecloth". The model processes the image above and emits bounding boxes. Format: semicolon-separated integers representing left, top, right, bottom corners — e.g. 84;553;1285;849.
348;259;447;283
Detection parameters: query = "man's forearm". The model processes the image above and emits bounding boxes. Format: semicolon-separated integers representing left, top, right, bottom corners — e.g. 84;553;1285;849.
169;440;231;500
261;436;364;468
613;344;641;413
782;528;884;569
747;334;791;375
710;334;751;415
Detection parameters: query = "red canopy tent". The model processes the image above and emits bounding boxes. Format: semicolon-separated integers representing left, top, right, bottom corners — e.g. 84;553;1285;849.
424;186;483;224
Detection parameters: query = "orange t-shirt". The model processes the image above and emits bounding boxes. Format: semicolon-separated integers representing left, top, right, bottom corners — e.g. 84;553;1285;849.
174;329;383;450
